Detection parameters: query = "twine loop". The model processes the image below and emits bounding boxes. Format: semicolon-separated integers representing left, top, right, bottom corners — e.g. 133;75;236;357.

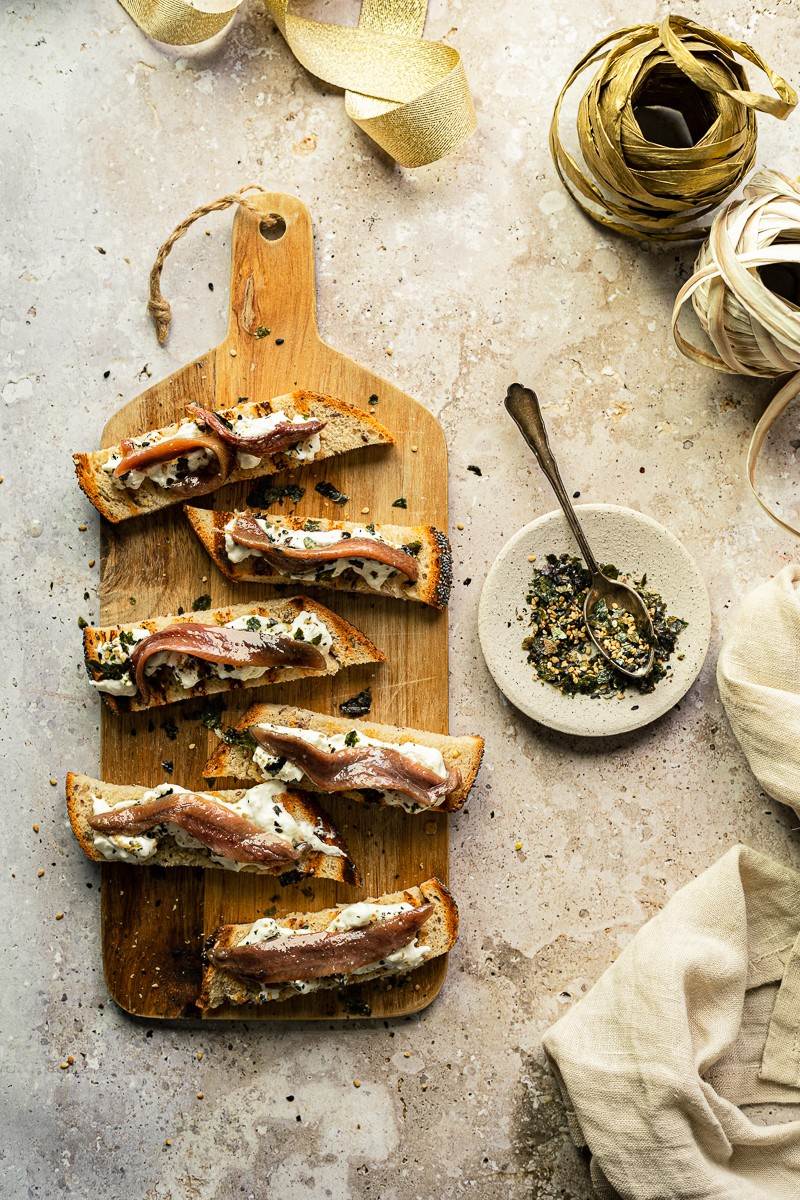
550;15;796;241
147;185;276;345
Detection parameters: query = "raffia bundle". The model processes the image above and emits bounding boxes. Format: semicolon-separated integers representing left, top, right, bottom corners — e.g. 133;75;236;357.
550;16;796;241
673;169;800;536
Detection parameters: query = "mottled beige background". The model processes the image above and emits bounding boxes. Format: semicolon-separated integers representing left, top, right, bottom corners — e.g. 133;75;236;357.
2;1;800;1196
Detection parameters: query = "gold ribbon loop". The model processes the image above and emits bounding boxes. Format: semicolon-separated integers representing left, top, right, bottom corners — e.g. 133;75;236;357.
118;0;476;167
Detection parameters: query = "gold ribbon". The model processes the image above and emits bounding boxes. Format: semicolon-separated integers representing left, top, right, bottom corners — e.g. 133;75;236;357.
117;0;476;168
550;15;796;241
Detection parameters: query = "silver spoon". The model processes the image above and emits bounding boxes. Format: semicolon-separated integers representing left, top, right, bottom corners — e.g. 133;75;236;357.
504;382;655;680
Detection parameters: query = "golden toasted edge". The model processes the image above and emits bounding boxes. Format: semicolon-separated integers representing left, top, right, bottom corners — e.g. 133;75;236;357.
64;771;359;883
82;595;385;714
202;702;484;812
197;876;457;1011
184;507;452;610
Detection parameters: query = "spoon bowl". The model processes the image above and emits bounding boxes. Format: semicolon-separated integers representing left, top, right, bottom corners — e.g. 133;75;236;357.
504;383;657;680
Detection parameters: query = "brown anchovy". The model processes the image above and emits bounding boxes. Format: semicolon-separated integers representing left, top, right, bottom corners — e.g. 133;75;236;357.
211;903;433;982
229;515;420;582
113;430;233;495
186;403;325;457
128;622;326;698
249;728;460;808
89;791;304;867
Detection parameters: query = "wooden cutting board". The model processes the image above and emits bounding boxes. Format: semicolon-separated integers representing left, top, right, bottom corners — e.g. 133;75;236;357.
97;193;450;1020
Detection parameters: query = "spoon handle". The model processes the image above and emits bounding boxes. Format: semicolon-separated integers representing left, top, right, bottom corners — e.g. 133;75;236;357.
504;383;600;576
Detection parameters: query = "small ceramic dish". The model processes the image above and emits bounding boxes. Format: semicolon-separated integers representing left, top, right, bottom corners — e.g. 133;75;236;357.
478;504;711;736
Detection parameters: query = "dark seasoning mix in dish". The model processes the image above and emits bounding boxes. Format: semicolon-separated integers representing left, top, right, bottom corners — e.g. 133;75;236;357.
522;554;687;696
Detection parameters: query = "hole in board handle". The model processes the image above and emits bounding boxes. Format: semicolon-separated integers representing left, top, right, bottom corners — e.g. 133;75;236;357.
260;214;286;242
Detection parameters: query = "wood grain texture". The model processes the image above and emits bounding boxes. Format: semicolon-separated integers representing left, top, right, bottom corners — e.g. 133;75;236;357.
98;194;450;1021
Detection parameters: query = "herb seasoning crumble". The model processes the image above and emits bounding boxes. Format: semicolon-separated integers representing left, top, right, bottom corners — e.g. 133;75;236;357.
522;554;687;697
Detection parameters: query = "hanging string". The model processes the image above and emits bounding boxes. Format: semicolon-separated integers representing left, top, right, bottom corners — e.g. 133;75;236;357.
147;185;275;345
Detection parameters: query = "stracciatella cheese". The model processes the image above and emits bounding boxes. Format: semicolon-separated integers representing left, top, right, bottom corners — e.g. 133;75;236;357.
90;780;342;868
103;411;321;490
251;723;448;809
90;611;333;696
224;517;400;590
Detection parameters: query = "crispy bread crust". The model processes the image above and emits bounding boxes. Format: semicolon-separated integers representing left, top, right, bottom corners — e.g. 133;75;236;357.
65;771;359;884
83;595;385;714
197;876;458;1010
74;391;393;523
202;702;484;813
184;506;452;609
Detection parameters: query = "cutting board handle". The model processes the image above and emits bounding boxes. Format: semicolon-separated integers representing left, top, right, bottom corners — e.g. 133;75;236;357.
225;192;319;352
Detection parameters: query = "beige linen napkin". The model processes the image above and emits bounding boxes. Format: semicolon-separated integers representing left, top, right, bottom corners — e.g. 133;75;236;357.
718;565;800;816
542;846;800;1199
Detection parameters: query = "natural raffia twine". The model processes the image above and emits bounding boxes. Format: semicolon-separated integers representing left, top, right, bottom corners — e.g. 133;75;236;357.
673;169;800;536
550;15;796;241
147;184;275;345
117;0;475;169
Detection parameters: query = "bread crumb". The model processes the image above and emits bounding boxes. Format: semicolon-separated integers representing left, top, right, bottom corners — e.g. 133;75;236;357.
59;1061;70;1070
361;507;369;515
49;777;58;787
403;1050;411;1058
514;840;523;851
37;869;45;878
196;1091;205;1100
78;524;87;532
164;1139;173;1147
353;1079;361;1088
410;445;418;453
456;523;464;531
67;1055;75;1065
32;823;40;833
188;743;196;751
195;1050;204;1061
55;912;64;921
229;349;237;357
88;559;96;568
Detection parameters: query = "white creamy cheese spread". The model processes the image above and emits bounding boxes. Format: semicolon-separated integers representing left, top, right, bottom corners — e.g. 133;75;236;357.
251;722;447;810
90;780;341;867
223;517;400;591
103;410;320;492
90;611;332;696
240;898;431;999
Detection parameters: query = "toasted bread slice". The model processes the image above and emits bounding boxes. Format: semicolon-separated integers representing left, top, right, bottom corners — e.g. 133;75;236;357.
184;507;452;609
83;596;385;714
198;876;458;1010
74;390;393;523
203;702;484;813
65;771;359;884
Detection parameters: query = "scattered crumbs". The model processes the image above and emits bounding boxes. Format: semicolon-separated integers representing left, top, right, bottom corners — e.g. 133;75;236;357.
315;480;349;505
37;869;45;878
391;497;407;509
572;491;580;499
339;688;372;718
403;1051;411;1058
639;466;646;474
88;559;95;568
55;912;64;921
77;616;88;629
161;760;174;775
129;596;136;606
78;523;87;532
353;1079;361;1088
164;1139;173;1147
368;393;379;406
59;1061;70;1070
188;742;196;751
247;478;305;508
196;1050;204;1061
456;522;464;531
192;594;212;611
103;370;110;380
286;1095;294;1102
229;348;237;357
467;465;482;476
275;338;284;346
49;777;57;787
514;840;523;851
67;1056;75;1065
255;326;271;338
32;823;40;833
361;506;370;515
463;578;472;586
196;1092;205;1100
410;445;418;453
95;245;106;255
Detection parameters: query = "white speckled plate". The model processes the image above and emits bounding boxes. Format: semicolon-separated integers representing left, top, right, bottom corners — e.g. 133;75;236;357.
478;505;711;736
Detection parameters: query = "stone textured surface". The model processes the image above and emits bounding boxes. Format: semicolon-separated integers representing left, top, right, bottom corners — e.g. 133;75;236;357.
2;1;800;1196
